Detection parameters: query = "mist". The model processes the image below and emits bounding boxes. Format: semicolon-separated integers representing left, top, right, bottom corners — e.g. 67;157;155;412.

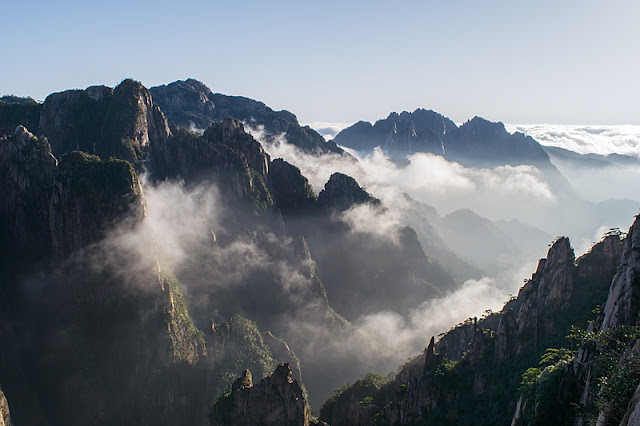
67;124;637;411
506;124;640;157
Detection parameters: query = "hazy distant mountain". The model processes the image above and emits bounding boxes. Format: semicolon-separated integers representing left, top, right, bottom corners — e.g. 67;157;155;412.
150;79;346;156
334;109;550;167
543;145;615;169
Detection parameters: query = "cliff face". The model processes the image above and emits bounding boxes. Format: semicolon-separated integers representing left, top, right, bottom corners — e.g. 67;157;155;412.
0;122;212;425
150;119;272;209
564;217;640;426
320;233;624;425
36;79;170;162
0;95;41;136
0;126;145;271
210;363;312;426
267;158;317;215
150;79;345;156
600;217;640;330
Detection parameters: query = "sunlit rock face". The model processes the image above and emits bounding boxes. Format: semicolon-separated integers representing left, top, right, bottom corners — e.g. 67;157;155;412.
0;389;12;426
36;79;170;162
210;363;313;426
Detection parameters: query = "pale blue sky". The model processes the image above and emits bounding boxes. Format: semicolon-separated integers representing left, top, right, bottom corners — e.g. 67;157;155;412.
1;0;639;124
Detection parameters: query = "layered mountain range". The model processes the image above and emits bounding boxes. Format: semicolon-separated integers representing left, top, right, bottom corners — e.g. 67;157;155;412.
0;79;638;425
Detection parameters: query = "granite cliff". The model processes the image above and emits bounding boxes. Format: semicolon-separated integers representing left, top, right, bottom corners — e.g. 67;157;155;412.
319;230;626;425
0;80;170;163
210;364;320;426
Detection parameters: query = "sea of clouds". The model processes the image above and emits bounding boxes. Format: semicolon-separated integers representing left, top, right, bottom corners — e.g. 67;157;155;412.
506;124;640;157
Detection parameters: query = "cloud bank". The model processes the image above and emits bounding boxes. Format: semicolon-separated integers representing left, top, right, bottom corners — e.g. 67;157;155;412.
506;124;640;157
250;126;556;224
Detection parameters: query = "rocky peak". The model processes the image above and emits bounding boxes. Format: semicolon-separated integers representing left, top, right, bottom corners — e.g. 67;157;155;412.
203;118;270;177
600;215;640;330
458;116;506;135
210;363;311;426
424;336;437;366
268;159;317;215
317;172;379;212
36;79;170;163
232;369;253;390
150;79;345;156
149;79;216;130
0;129;145;269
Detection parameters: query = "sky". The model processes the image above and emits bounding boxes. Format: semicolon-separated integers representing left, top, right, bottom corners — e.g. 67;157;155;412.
1;0;639;125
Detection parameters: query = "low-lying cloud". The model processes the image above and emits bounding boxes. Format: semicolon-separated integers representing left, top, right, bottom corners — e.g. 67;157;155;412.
249;125;556;225
302;121;353;140
506;123;640;157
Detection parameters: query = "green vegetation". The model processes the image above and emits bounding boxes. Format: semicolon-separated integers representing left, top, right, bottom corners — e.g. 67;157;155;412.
101;79;146;162
0;95;41;135
209;316;281;399
321;373;394;423
570;325;640;425
515;348;578;425
58;151;139;197
159;267;206;365
244;164;274;214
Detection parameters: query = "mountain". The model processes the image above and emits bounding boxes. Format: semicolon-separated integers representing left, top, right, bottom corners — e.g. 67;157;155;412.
334;109;550;168
0;80;170;164
209;363;323;426
3;78;638;425
318;228;628;425
149;79;346;156
0;79;465;423
544;145;640;169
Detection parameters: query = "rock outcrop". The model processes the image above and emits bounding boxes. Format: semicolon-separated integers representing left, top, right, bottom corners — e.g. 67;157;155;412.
268;158;317;215
0;126;145;270
33;79;170;162
599;217;640;330
149;120;273;212
320;233;625;425
317;172;379;212
210;363;311;426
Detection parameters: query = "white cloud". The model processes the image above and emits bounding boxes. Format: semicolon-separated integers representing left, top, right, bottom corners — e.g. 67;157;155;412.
506;124;640;157
303;121;354;140
248;126;556;223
